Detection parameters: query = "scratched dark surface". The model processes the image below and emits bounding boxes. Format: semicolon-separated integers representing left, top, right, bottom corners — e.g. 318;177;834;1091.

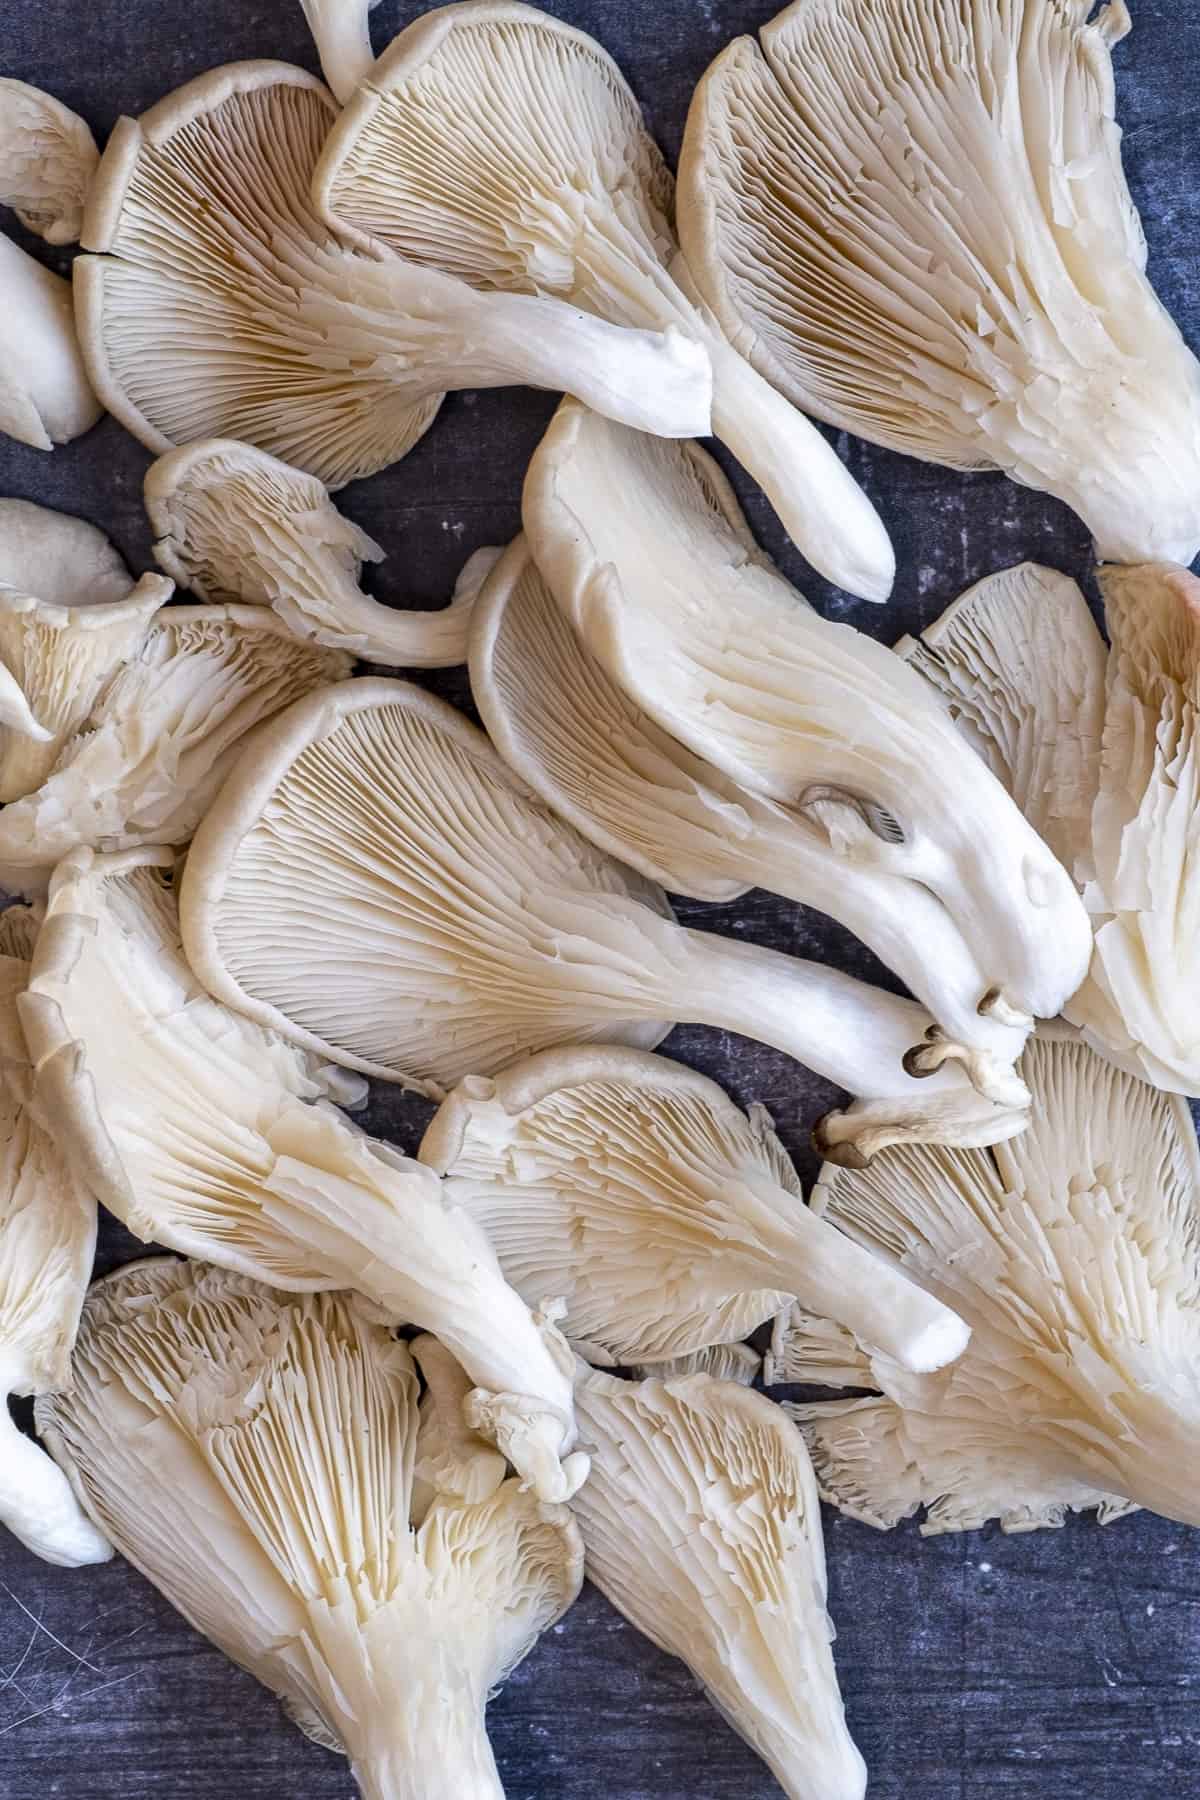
1;1;1199;1795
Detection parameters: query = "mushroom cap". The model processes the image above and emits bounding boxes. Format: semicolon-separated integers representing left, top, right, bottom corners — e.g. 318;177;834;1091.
1066;563;1200;1090
0;78;99;244
0;234;102;451
0;500;172;804
677;0;1200;565
469;535;753;903
896;561;1107;888
75;61;444;488
179;677;674;1094
145;438;474;669
419;1044;790;1364
0;603;351;894
794;1027;1200;1531
314;1;675;278
39;1258;582;1762
574;1368;868;1800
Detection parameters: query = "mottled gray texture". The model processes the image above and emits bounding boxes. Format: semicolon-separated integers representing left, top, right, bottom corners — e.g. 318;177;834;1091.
1;1;1199;1795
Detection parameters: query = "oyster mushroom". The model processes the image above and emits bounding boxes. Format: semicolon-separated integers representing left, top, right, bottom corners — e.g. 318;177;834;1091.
420;1045;970;1373
574;1368;868;1800
786;1027;1200;1533
678;0;1200;565
0;904;110;1567
39;1262;582;1798
0;499;171;802
312;0;893;601
524;400;1092;1030
74;62;711;489
20;845;587;1502
0;605;351;897
146;439;476;667
180;677;1030;1161
0;78;98;244
0;234;102;450
471;535;1030;1072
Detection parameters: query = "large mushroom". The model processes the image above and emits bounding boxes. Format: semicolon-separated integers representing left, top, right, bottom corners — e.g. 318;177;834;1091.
523;401;1093;1032
312;0;893;601
74;62;711;490
678;0;1200;566
179;677;1032;1161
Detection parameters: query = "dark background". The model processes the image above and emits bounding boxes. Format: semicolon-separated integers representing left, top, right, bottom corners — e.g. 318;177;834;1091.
2;2;1198;1794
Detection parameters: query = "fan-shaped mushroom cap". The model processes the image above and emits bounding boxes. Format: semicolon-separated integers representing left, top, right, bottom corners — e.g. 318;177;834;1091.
298;0;382;104
524;400;1092;1026
574;1368;867;1800
0;500;171;802
146;439;475;668
896;562;1106;890
421;1044;969;1373
20;845;586;1501
313;0;893;601
75;62;710;488
1066;563;1200;1092
0;604;351;897
38;1261;582;1797
633;1341;762;1385
180;676;676;1093
787;1028;1200;1533
679;0;1200;566
0;79;98;244
0;234;102;450
179;676;1032;1160
471;535;1031;1065
0;904;110;1567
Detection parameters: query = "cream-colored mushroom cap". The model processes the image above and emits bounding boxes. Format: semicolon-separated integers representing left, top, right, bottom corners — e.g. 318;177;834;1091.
421;1043;969;1372
38;1262;583;1799
0;235;102;450
787;1028;1200;1533
574;1368;868;1800
146;438;476;668
678;0;1200;566
471;535;1030;1068
0;604;351;896
0;904;110;1567
313;0;893;601
0;79;99;244
0;499;171;803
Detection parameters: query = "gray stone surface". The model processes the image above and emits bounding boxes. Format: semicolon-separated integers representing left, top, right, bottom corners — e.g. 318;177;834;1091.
1;1;1198;1794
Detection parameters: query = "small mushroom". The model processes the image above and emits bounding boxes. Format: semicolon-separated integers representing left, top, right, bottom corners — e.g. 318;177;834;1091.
420;1044;970;1372
0;234;102;450
0;78;99;244
0;499;171;802
312;0;893;601
75;62;711;490
146;438;478;667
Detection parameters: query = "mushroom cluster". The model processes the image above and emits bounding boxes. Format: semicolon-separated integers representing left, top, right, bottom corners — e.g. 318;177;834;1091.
1;2;1199;1798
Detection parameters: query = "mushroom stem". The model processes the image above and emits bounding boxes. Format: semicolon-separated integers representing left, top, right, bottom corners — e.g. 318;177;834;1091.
0;1357;111;1567
299;0;379;105
348;1684;503;1800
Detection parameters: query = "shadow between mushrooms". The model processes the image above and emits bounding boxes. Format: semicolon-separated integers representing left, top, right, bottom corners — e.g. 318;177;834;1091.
179;677;1032;1161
